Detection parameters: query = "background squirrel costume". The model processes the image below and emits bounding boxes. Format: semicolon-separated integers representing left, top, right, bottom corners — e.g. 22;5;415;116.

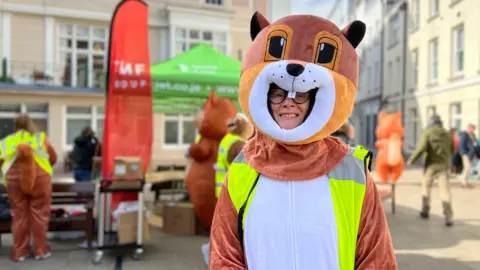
185;90;237;230
0;123;57;261
209;12;397;269
375;111;405;184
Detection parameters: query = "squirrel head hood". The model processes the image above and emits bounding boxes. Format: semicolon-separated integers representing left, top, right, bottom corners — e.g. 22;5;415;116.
238;12;365;145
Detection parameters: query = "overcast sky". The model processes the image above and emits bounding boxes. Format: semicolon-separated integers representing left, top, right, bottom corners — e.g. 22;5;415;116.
291;0;335;18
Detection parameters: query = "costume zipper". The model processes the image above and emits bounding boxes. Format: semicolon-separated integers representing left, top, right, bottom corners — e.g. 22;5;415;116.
290;181;297;270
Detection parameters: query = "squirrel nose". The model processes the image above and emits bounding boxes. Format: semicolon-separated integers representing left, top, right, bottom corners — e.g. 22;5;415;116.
286;63;305;77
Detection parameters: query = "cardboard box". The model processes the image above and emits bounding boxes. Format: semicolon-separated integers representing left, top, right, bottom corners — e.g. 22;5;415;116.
154;202;164;217
113;157;144;179
163;202;197;236
117;211;150;244
148;214;163;229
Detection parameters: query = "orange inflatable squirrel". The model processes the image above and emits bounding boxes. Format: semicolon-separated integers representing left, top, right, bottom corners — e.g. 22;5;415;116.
184;90;237;230
374;111;404;183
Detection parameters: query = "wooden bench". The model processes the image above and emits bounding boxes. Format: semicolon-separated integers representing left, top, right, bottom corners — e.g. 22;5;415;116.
378;183;396;214
0;182;95;248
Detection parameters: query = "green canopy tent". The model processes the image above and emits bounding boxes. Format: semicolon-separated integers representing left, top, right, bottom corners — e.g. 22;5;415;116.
150;42;242;114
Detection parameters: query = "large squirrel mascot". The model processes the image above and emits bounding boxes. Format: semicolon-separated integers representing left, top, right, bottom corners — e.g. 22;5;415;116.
374;111;405;184
208;12;397;269
185;90;237;230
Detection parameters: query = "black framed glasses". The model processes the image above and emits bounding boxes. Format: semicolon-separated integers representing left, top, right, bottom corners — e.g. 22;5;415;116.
268;87;310;105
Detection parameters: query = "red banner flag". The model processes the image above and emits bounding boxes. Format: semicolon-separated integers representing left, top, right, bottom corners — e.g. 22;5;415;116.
102;0;152;206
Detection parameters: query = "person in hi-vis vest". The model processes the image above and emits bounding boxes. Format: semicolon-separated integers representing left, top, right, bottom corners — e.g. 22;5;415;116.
209;12;396;269
214;113;253;197
0;114;57;261
202;113;253;265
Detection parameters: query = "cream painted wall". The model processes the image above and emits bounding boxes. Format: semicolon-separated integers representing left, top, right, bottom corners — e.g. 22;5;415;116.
408;0;480;134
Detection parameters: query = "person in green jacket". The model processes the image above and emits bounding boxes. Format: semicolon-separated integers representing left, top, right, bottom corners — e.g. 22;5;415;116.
407;114;455;226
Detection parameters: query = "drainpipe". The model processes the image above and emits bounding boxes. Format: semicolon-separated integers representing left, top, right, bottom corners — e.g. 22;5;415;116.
380;1;385;111
400;1;408;127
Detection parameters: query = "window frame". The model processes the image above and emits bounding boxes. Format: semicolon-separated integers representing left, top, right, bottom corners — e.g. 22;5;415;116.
0;103;49;139
63;105;104;150
429;37;439;83
57;24;109;88
411;48;418;89
452;24;464;76
162;114;197;149
430;0;439;18
174;27;228;56
450;103;462;130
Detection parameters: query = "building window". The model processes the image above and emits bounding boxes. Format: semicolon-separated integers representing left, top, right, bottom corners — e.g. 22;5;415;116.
387;61;393;90
389;14;399;46
374;61;380;90
411;49;418;89
409;108;418;147
395;57;401;92
430;0;439;18
411;0;420;30
450;103;462;130
163;114;196;147
65;106;104;148
429;38;439;83
175;28;227;55
427;106;436;119
58;24;108;89
0;103;49;139
205;0;223;5
452;24;464;75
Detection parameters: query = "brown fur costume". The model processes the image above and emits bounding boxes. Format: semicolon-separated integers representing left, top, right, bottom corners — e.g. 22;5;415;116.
3;137;57;260
209;12;396;269
185;90;237;229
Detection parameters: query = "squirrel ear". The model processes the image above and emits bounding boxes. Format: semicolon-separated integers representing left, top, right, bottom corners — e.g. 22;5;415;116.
250;11;270;41
341;20;366;49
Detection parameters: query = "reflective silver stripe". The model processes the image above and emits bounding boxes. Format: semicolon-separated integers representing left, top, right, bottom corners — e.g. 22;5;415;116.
1;154;17;175
33;132;49;160
232;151;247;164
213;164;227;173
35;149;49;159
328;153;367;185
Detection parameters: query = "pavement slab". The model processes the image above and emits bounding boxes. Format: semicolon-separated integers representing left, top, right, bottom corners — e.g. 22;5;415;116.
0;169;478;269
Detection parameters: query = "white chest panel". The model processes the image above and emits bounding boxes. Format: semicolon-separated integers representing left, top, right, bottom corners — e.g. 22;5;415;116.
244;175;340;270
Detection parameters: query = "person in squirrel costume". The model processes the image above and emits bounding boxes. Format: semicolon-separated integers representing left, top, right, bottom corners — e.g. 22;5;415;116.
209;12;396;269
202;112;253;265
0;114;57;261
185;90;238;230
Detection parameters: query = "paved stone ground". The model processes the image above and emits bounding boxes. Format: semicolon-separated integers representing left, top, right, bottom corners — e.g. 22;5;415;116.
0;169;479;269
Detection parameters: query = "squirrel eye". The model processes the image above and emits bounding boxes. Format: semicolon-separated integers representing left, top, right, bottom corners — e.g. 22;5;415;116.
268;36;286;59
317;43;336;64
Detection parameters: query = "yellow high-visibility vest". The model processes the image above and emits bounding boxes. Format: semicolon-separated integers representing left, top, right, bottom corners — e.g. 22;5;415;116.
0;130;53;185
214;133;244;197
226;146;372;270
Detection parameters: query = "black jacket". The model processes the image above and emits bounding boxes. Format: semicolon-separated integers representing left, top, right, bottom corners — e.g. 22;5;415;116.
0;196;10;220
458;131;476;157
72;135;101;171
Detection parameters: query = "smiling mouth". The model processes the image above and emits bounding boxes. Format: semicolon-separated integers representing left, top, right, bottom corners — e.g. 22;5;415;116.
279;113;299;118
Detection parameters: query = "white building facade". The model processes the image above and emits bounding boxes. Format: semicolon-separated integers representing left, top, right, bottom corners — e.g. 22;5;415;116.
350;0;384;148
